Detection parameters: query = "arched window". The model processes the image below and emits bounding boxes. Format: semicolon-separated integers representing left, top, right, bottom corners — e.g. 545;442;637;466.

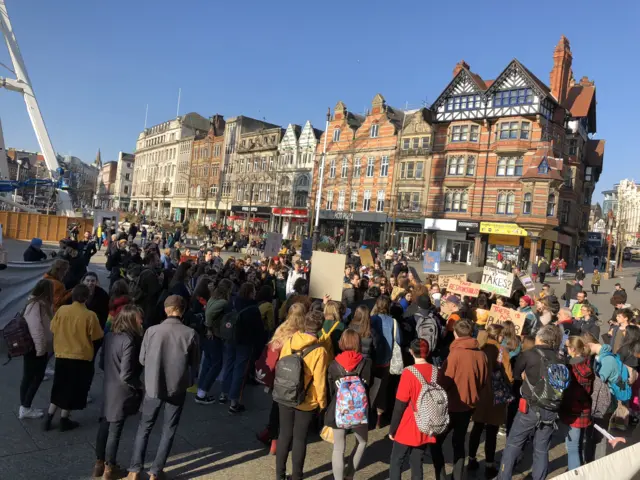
444;192;453;212
341;157;349;178
453;191;461;211
497;158;506;176
497;192;506;214
333;128;341;142
523;193;532;214
461;191;469;212
466;156;476;176
507;192;516;214
329;159;336;178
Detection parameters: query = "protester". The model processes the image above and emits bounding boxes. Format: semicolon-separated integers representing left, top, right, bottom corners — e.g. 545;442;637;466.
591;269;601;294
106;280;132;334
498;325;570;480
349;305;379;359
431;319;488;480
82;272;109;331
257;285;276;334
45;284;104;431
609;308;633;353
23;237;48;261
559;336;594;471
325;329;372;480
558;258;567;281
538;257;549;283
468;324;513;478
220;282;264;413
61;241;87;289
321;300;346;357
44;259;72;311
19;279;54;419
388;339;440;479
93;305;144;480
275;310;328;480
127;295;200;480
575;304;600;340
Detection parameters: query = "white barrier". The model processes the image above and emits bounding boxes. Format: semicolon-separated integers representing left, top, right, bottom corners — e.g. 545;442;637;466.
0;259;54;331
552;442;640;479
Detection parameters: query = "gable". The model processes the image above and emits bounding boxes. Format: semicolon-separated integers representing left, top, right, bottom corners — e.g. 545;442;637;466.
485;60;551;103
431;68;486;113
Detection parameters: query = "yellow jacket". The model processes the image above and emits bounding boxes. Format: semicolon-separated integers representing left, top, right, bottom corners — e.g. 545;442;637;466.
279;332;329;411
50;302;104;361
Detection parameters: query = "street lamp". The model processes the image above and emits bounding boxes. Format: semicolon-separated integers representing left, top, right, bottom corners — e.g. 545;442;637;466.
312;108;331;248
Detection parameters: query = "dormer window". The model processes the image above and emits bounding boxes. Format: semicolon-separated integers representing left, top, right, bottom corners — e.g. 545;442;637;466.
446;94;481;111
494;88;533;107
538;158;549;174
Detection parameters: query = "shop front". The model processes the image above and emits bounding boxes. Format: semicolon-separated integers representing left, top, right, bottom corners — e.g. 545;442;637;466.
481;222;529;267
319;210;386;245
230;205;272;232
424;218;475;265
272;207;309;240
391;219;424;254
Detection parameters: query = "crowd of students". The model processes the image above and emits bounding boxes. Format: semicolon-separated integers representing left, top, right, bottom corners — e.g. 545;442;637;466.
12;233;640;480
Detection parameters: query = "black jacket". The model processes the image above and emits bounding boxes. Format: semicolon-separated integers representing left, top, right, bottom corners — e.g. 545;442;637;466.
86;286;110;330
79;240;97;266
23;246;47;262
99;332;143;422
574;317;600;341
350;322;381;360
514;346;560;403
62;253;87;289
232;298;265;347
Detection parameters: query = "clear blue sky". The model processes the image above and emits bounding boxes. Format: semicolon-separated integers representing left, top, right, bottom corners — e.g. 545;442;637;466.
0;0;637;202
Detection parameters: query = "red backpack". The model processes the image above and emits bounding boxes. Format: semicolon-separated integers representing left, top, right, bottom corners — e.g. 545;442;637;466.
2;309;34;364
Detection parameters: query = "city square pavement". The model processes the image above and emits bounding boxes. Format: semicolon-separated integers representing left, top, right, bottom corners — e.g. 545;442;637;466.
1;239;640;479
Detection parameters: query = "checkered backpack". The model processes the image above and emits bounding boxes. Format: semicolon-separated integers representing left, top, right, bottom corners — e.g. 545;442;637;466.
408;365;449;435
2;307;34;364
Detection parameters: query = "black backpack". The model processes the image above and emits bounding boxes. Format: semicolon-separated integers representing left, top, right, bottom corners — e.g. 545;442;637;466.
219;306;252;343
272;342;322;407
524;349;570;412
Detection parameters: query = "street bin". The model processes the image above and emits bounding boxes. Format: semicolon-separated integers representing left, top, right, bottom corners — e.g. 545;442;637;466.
609;261;616;279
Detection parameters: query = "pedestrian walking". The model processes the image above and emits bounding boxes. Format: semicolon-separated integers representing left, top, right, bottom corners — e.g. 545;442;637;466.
591;269;601;294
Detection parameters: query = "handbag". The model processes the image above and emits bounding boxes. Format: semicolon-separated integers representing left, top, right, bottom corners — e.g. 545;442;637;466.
492;349;514;405
320;425;334;444
390;319;404;375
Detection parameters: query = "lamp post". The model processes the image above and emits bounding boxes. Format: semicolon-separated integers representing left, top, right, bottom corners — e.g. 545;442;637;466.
312;108;331;248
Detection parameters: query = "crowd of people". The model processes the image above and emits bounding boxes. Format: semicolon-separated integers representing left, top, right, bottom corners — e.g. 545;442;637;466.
12;230;640;480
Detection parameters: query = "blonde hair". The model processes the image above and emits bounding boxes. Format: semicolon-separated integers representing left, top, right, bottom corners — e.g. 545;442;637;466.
111;304;143;336
48;259;70;281
324;301;341;324
269;303;304;349
567;335;591;357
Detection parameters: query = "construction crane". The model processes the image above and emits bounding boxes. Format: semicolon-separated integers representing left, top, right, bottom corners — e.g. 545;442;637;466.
0;0;74;216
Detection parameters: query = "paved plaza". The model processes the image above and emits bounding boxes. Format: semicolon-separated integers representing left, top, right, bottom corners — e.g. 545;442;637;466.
1;240;640;479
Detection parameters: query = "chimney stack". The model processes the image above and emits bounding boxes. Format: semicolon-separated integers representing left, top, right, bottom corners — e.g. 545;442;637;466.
453;60;470;77
549;35;573;104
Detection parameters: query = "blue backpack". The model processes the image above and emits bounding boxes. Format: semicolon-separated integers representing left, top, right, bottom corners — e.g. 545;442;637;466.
334;363;368;429
599;350;632;402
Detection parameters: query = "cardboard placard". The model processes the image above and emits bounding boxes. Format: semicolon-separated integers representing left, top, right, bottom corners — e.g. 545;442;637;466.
264;232;283;258
446;279;481;298
423;251;440;274
309;251;347;300
480;266;514;297
300;239;313;261
518;273;536;292
437;274;467;289
359;248;374;267
487;304;526;336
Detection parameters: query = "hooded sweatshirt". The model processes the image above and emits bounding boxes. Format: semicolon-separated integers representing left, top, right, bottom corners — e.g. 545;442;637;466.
441;336;488;412
279;332;329;411
324;351;372;428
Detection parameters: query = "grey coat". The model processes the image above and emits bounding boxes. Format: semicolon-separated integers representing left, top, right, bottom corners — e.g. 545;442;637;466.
100;332;143;422
140;317;200;400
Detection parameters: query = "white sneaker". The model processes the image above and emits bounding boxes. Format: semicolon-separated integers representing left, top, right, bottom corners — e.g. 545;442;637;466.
86;394;93;404
19;406;44;419
45;367;55;376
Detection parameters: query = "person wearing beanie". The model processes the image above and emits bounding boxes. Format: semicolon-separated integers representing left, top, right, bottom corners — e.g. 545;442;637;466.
518;295;538;336
24;238;47;262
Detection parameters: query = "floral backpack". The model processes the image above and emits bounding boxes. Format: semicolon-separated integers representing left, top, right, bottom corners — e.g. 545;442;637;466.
334;362;368;429
492;348;514;405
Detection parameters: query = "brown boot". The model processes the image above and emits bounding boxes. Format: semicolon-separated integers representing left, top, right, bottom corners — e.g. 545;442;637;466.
102;464;119;480
92;460;105;478
126;472;141;480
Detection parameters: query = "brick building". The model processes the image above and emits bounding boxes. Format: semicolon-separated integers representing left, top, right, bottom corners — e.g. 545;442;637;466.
312;94;404;245
423;35;604;266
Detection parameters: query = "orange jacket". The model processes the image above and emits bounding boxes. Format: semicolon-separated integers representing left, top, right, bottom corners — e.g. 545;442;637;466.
44;273;71;312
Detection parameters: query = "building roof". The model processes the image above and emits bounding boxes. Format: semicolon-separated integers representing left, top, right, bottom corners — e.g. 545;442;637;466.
564;83;597;132
586;139;605;168
521;156;563;182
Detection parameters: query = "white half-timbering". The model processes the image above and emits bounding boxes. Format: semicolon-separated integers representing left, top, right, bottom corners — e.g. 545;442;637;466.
433;70;487;122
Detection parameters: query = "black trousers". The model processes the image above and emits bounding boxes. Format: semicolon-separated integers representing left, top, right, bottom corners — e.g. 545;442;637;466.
592;284;599;294
430;410;473;480
96;418;126;465
275;405;315;480
468;421;500;463
267;400;279;439
539;272;546;283
20;351;48;408
389;441;428;480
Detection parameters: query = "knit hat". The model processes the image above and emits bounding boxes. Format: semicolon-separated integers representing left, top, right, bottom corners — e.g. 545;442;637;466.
520;295;534;306
31;238;43;248
445;295;461;306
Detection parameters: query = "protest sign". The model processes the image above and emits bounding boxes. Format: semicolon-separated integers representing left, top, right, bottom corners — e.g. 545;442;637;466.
437;273;467;289
264;232;283;258
518;273;536;292
446;279;481;298
487;304;526;335
300;238;313;260
309;251;346;300
423;251;440;274
359;248;374;267
480;266;514;297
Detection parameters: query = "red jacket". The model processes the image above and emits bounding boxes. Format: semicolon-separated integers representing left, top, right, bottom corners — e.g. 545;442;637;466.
560;356;593;428
255;343;282;389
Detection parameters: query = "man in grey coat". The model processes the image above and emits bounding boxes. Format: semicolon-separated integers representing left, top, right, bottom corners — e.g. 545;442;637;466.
127;295;200;480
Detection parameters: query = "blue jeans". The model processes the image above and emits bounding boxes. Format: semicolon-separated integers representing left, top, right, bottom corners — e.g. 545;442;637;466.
198;336;224;393
564;425;585;471
221;343;253;402
129;394;185;476
498;406;556;480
